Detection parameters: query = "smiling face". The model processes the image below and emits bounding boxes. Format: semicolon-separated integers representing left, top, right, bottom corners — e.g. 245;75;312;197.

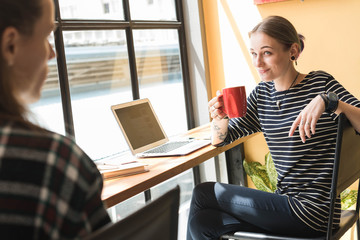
10;0;55;104
250;31;295;83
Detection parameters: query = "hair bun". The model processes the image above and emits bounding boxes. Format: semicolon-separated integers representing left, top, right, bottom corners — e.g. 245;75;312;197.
298;34;305;52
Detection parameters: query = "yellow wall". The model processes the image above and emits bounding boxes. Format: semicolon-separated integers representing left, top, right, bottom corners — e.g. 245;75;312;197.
256;0;360;98
201;0;226;98
201;0;360;187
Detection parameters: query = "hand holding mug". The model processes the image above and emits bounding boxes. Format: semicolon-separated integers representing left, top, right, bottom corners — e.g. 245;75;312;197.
209;90;227;120
209;86;247;120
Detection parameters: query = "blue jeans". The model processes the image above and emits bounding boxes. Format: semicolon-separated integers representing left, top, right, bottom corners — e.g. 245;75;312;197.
186;182;323;240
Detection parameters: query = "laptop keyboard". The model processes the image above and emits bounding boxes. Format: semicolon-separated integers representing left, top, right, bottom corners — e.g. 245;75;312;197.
144;141;191;154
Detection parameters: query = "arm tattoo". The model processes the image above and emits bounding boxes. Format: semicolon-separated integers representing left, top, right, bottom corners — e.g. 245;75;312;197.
213;122;227;141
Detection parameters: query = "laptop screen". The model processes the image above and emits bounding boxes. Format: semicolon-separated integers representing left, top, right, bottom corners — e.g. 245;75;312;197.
112;99;168;153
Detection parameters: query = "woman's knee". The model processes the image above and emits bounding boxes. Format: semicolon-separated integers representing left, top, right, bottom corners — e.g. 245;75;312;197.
192;182;215;198
188;209;222;240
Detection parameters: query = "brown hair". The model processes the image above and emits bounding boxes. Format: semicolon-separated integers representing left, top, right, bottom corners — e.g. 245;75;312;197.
0;0;43;128
250;15;305;53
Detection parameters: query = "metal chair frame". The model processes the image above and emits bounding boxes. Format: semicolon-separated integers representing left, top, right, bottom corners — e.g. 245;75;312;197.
83;185;180;240
221;113;360;240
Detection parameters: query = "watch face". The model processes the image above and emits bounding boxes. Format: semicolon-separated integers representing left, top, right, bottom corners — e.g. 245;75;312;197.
328;92;338;101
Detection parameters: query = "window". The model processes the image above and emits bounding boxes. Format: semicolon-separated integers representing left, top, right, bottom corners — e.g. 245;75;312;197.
58;0;124;20
30;0;195;230
130;0;176;20
63;29;132;158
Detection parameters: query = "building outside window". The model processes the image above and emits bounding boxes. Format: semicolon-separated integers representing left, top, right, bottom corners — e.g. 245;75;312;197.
103;2;110;14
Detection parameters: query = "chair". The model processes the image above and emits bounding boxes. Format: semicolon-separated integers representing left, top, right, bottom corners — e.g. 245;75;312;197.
83;185;180;240
221;113;360;240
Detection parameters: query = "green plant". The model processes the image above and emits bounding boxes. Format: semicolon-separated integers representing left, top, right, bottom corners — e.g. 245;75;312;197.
340;189;358;210
243;152;277;193
243;152;357;210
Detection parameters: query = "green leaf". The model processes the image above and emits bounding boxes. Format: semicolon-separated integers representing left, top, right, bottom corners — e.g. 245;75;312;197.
341;189;357;210
256;165;267;171
243;160;262;177
250;174;273;192
265;152;277;192
340;189;350;199
243;160;272;192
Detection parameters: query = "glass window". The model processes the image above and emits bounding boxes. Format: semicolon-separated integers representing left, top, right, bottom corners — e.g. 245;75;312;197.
130;0;176;21
107;192;146;221
134;29;187;136
107;170;194;237
150;170;194;240
50;1;196;232
30;33;65;135
59;0;124;20
63;30;132;159
151;170;193;207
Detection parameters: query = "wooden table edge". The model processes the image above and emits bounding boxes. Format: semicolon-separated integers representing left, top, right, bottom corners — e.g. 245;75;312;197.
102;124;259;208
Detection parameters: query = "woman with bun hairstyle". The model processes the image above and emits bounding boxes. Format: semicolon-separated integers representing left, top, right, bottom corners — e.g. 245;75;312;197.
187;15;360;240
0;0;111;239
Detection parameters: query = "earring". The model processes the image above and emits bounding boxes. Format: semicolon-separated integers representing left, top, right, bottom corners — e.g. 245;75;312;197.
291;56;297;66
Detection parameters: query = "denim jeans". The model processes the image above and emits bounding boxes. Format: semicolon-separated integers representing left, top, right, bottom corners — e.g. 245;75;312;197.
186;182;323;240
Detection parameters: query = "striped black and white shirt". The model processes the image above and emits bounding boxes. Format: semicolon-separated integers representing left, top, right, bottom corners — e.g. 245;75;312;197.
222;70;360;232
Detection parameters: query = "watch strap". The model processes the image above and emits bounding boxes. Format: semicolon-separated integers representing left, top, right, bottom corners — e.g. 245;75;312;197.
319;93;329;110
326;92;339;113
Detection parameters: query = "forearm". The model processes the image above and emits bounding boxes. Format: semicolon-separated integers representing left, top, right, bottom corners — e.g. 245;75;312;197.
335;101;360;133
211;118;229;145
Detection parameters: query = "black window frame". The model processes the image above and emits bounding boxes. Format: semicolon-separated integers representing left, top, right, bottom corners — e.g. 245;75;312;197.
52;0;195;139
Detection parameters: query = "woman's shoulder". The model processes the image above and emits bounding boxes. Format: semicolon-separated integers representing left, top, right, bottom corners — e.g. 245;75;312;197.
254;81;274;97
42;131;95;169
0;121;102;204
306;70;335;80
257;80;273;88
1;121;94;168
42;131;99;177
6;121;76;147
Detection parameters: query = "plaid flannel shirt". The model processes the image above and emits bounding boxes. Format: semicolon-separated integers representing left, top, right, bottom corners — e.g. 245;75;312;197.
0;121;111;239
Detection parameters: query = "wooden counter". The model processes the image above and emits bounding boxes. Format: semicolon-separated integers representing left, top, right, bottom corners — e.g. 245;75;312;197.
102;123;258;208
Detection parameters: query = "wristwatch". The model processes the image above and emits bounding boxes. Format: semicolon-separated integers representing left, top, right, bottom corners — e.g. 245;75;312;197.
320;92;339;113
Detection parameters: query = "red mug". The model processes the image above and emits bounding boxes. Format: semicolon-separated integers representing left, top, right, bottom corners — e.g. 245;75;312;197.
221;86;247;118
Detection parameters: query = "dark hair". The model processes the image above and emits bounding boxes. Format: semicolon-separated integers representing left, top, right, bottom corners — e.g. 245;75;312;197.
250;16;305;53
0;0;43;127
0;0;43;35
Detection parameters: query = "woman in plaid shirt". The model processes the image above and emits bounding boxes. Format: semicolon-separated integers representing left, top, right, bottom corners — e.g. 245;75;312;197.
0;0;112;239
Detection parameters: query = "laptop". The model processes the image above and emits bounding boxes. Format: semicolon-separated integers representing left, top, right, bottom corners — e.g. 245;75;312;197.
111;98;211;158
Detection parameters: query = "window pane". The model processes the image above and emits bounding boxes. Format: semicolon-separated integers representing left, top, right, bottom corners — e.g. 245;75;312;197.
133;30;191;240
130;0;176;21
151;170;193;206
107;192;145;222
63;30;132;159
59;0;124;20
30;33;65;135
134;29;187;136
151;170;194;240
